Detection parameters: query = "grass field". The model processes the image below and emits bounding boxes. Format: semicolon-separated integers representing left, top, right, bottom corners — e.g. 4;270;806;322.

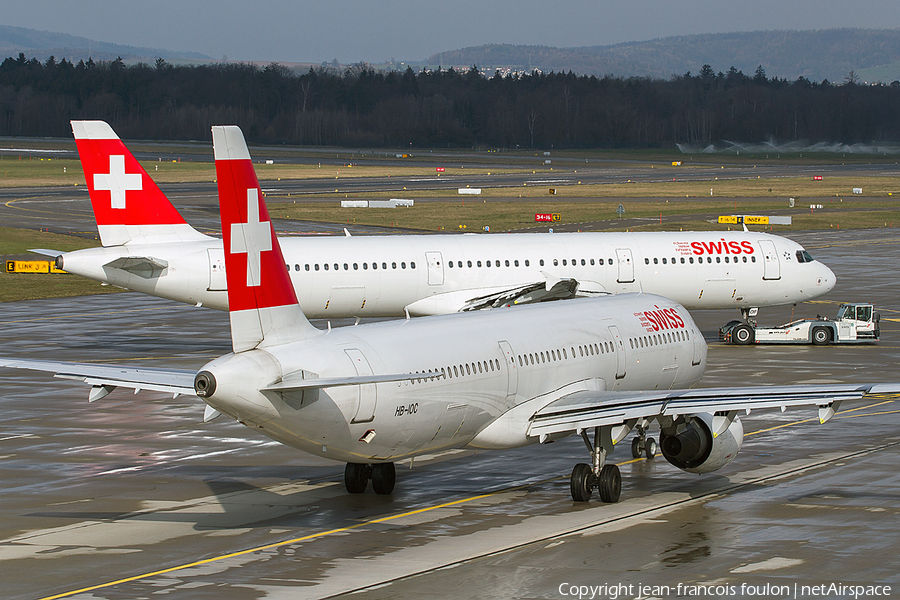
0;156;516;188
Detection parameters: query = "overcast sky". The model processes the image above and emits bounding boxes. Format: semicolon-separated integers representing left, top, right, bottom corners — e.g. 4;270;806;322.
5;0;900;63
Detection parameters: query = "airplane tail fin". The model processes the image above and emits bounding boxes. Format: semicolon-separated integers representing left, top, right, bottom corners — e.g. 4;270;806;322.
212;125;320;352
71;120;209;246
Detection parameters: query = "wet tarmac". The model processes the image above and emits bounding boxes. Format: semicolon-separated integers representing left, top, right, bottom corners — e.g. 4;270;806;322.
0;228;898;599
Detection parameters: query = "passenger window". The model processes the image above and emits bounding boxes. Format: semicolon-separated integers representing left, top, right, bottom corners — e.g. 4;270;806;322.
716;257;721;263
590;259;595;265
305;264;310;271
392;262;397;269
315;264;320;271
581;259;586;266
539;259;544;266
458;261;463;267
553;259;559;266
653;258;658;264
477;261;482;267
486;260;490;268
363;263;368;270
689;257;694;264
334;263;339;270
343;263;349;270
401;262;406;269
505;260;510;267
662;258;667;264
743;256;747;263
680;257;685;264
645;258;650;265
524;260;529;267
448;261;453;268
514;260;519;267
324;263;329;270
353;263;358;270
411;262;415;269
467;260;472;267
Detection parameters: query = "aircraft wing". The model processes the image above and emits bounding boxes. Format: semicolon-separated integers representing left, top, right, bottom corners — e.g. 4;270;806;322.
528;383;900;441
0;358;197;401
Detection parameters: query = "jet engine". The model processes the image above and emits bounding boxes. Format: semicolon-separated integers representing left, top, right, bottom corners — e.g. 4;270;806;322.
660;412;743;474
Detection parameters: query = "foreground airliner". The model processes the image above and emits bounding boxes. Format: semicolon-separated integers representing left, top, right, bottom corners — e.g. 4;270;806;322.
39;121;835;320
6;126;895;502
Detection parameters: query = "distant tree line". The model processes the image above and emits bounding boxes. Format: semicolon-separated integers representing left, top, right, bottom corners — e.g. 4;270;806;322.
2;53;900;148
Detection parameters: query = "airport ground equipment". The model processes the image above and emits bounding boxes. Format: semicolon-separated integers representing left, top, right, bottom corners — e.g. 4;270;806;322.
719;303;880;345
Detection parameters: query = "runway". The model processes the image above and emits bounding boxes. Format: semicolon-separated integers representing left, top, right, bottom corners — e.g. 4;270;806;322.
0;229;898;599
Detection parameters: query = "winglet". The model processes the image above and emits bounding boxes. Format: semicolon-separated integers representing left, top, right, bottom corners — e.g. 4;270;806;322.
71;120;209;246
212;125;320;352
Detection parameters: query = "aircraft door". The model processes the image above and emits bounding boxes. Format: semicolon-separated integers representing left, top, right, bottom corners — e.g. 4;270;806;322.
345;348;376;423
425;251;444;285
758;240;781;280
615;248;635;283
607;325;627;380
691;327;704;366
207;248;227;291
498;340;518;399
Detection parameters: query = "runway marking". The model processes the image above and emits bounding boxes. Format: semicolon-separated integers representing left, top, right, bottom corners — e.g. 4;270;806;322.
36;397;897;600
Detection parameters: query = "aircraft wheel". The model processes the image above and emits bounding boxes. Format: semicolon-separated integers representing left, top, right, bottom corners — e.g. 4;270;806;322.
645;437;658;459
570;463;594;502
597;464;621;503
371;462;396;495
631;437;643;459
812;326;831;346
733;323;754;345
344;462;369;494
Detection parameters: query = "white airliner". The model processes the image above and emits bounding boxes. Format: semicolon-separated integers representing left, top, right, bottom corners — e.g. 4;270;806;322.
6;126;896;503
40;120;835;320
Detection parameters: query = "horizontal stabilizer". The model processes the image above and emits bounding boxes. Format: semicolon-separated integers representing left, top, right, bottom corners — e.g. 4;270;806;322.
0;357;197;399
28;248;63;258
262;371;441;392
103;256;169;279
528;382;900;439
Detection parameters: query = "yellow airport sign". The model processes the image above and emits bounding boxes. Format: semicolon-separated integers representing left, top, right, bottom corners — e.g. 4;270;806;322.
718;215;770;225
5;260;67;274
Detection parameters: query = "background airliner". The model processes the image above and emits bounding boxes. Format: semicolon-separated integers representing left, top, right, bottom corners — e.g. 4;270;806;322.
37;121;835;320
6;126;894;503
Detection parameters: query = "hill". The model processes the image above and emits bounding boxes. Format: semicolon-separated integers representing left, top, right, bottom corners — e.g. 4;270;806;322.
0;24;210;63
428;29;900;83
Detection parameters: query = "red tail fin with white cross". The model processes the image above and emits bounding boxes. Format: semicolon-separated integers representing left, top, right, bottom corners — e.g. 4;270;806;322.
71;120;209;246
212;125;320;352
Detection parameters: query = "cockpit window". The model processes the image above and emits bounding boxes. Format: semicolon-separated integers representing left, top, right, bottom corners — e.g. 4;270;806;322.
796;250;815;263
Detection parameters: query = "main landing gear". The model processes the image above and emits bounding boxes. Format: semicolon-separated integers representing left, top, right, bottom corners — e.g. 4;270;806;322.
344;462;396;494
570;427;621;503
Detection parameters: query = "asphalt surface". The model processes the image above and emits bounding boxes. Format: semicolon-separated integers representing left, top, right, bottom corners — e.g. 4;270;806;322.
0;228;898;599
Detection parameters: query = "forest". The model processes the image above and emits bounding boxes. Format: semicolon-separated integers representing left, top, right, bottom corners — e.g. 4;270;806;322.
2;53;900;149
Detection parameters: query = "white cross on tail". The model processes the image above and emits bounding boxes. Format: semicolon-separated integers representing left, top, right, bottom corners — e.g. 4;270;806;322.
230;189;272;287
93;155;142;209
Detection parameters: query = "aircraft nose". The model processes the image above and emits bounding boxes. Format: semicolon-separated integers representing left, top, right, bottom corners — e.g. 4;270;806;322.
818;262;837;294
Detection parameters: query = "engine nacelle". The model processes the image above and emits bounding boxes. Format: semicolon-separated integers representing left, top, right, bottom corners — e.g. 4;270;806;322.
660;412;743;474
